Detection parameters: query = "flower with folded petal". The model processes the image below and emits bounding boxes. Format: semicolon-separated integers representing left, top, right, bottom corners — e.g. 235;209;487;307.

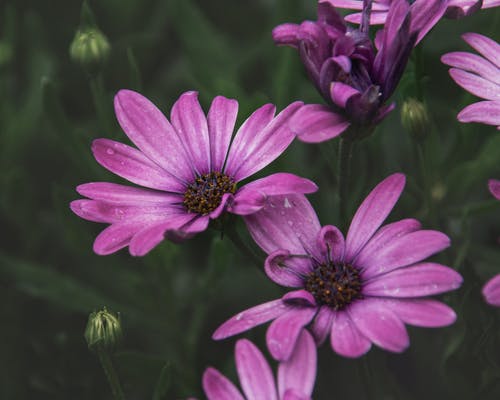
441;33;500;130
196;330;316;400
272;0;447;142
328;0;500;22
214;173;462;360
482;179;500;306
71;90;317;256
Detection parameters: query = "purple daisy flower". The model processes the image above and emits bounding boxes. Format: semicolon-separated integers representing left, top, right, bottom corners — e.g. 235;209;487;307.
441;33;500;130
272;0;447;142
482;179;500;306
194;330;316;400
327;0;500;22
71;90;317;256
213;173;462;360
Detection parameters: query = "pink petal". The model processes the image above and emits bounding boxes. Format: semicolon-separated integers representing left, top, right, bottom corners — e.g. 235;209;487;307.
345;173;406;262
360;230;451;280
114;90;193;183
202;368;245;400
235;339;278;400
441;52;500;84
213;300;290;340
317;225;345;264
170;91;211;175
92;139;184;192
282;389;311;400
265;251;307;287
489;179;500;200
323;0;390;11
363;263;462;297
93;222;142;255
462;32;500;68
458;100;500;127
483;274;500;306
277;330;317;398
282;290;317;307
310;306;334;345
349;299;410;353
330;82;360;108
345;11;389;25
208;193;233;220
409;0;448;45
207;96;238;172
273;23;301;47
290;104;350;143
449;68;500;101
226;101;303;182
330;310;371;358
383;298;457;327
266;308;316;361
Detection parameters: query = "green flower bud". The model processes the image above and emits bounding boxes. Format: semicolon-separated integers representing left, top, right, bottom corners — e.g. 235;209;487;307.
84;308;122;353
70;28;110;70
401;98;430;141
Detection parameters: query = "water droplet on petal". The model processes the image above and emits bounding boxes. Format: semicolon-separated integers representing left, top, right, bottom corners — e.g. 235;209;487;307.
106;148;115;155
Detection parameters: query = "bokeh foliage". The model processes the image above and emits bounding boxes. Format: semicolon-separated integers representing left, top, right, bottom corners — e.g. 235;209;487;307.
0;0;499;398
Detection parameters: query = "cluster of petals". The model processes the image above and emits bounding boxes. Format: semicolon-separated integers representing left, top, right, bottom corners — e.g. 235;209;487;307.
328;0;500;22
272;0;448;142
71;89;317;256
441;33;500;130
192;330;316;400
213;173;463;359
482;179;500;306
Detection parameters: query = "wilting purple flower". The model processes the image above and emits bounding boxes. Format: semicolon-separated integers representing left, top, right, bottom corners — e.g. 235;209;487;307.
328;0;500;22
272;0;447;142
71;90;317;256
482;179;500;306
441;33;500;130
214;173;462;360
195;330;316;400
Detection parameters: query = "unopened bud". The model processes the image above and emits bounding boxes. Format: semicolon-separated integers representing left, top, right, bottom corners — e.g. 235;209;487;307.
70;28;110;69
401;98;430;141
84;308;122;353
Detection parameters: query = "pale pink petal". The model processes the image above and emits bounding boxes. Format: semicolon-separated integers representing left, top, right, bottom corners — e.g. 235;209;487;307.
266;308;316;361
489;179;500;200
114;90;193;183
317;225;345;264
278;330;317;398
235;339;278;400
383;299;457;327
330;310;371;358
483;274;500;306
213;300;290;340
170;91;211;175
449;68;500;101
462;32;500;68
290;104;350;143
345;173;406;262
265;250;307;287
207;96;238;172
483;0;500;8
93;222;143;255
441;52;500;84
458;100;500;127
202;368;245;400
310;306;334;345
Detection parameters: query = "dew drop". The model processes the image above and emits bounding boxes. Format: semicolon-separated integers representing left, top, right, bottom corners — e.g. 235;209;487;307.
106;148;115;155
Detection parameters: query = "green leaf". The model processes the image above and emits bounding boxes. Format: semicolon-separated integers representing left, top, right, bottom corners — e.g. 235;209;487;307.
152;363;172;400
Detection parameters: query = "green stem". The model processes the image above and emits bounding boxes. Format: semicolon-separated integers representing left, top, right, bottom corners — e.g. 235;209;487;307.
97;351;125;400
225;226;263;272
416;142;437;225
337;138;354;229
89;72;112;133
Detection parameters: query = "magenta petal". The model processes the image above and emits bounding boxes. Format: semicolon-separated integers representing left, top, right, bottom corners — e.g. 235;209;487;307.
345;173;406;262
363;263;462;297
282;290;317;307
458;100;500;127
462;32;500;68
483;274;500;306
170;91;211;175
277;330;317;398
349;299;409;353
317;225;345;263
92;139;184;192
290;104;350;143
449;68;500;101
311;306;334;345
489;179;500;200
324;0;389;12
282;390;311;400
409;0;448;45
202;368;245;400
229;190;266;216
213;300;289;340
209;193;233;220
93;223;140;255
265;251;306;288
383;299;457;327
266;308;316;361
441;52;500;84
273;23;301;47
330;82;361;108
114;90;193;183
345;11;389;25
207;96;238;172
235;339;278;400
330;310;371;358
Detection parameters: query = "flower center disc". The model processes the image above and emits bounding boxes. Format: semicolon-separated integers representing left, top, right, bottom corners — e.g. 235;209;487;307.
183;171;236;215
305;263;362;310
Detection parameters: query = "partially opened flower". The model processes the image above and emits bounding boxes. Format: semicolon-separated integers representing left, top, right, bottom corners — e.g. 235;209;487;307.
272;0;447;142
199;330;316;400
441;33;500;130
71;90;317;256
328;0;500;22
482;179;500;306
214;173;462;360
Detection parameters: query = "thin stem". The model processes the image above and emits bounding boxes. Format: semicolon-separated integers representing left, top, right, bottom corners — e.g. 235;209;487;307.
416;142;437;226
225;226;263;272
97;351;125;400
337;138;354;229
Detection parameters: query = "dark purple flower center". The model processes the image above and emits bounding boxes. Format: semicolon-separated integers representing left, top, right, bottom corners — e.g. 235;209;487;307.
305;262;362;309
183;171;236;215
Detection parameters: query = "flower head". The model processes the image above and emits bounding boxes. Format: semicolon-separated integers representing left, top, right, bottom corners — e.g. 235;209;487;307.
214;173;462;360
84;308;122;353
482;179;500;306
441;33;500;130
71;90;317;256
199;330;316;400
273;0;447;142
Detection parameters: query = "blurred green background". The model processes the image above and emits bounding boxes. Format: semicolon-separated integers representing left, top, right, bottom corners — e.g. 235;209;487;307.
0;0;499;398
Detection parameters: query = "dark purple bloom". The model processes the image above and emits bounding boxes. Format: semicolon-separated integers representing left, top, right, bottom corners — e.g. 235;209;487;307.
441;33;500;130
213;174;462;359
273;0;448;142
482;179;500;306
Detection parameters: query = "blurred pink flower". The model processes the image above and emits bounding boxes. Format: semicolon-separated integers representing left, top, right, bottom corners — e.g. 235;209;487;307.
482;179;500;306
71;90;317;256
214;173;462;359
